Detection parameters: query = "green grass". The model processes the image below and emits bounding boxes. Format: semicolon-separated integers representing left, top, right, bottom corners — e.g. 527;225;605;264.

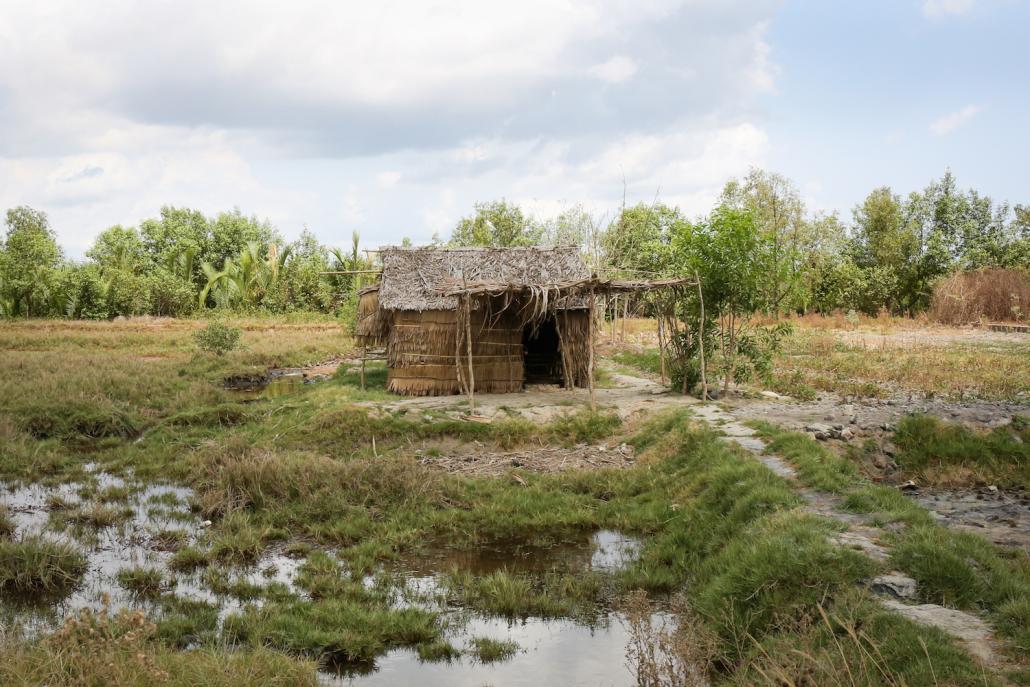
223;596;440;666
416;639;460;662
748;421;859;493
117;567;168;599
610;349;662;376
0;506;14;538
0;536;87;598
468;637;519;663
749;422;933;526
443;569;607;620
893;413;1030;488
890;524;1030;652
749;419;1030;655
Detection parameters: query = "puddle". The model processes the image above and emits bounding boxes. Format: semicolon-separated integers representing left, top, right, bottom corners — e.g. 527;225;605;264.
393;530;642;577
224;371;315;400
328;613;643;687
2;476;647;683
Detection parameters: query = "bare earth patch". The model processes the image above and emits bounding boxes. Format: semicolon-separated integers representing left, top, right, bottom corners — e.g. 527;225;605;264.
417;443;635;476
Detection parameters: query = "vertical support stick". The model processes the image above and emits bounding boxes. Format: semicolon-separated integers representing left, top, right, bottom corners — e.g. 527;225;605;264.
657;315;667;386
588;285;596;411
465;294;476;415
621;294;628;341
695;273;707;401
360;345;367;390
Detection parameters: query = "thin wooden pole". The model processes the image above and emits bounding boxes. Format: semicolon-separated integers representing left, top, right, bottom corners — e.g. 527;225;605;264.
360;345;367;390
588;285;596;411
465;294;476;415
621;295;628;341
657;314;667;385
695;273;708;401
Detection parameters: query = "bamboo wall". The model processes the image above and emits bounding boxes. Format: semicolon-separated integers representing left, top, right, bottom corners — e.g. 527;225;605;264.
386;307;526;396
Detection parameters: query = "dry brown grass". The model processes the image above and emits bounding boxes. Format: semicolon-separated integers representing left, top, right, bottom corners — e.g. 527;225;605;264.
776;330;1030;399
931;268;1030;325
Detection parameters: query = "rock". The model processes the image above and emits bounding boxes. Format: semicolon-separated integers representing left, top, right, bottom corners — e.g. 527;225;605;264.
879;599;996;664
987;485;998;493
759;390;789;400
840;428;855;441
882;442;898;457
870;572;918;600
824;414;835;421
880;422;895;432
849;415;858;425
900;480;919;492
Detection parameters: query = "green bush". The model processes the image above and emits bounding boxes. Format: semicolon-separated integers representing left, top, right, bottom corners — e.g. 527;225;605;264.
193;322;241;356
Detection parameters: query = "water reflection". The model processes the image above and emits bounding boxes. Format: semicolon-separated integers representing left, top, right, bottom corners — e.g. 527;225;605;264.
328;614;640;687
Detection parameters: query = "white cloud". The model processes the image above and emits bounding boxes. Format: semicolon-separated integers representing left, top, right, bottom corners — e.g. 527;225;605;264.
929;104;982;136
588;55;639;84
922;0;975;17
0;0;779;253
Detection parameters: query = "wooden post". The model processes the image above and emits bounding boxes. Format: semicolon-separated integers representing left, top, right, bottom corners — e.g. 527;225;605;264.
621;294;628;341
588;284;596;411
657;314;667;385
695;272;708;401
360;345;367;390
464;294;476;415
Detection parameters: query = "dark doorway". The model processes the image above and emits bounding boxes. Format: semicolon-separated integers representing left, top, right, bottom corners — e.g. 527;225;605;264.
522;317;563;385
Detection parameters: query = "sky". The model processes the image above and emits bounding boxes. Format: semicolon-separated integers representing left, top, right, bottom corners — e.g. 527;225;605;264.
0;0;1026;257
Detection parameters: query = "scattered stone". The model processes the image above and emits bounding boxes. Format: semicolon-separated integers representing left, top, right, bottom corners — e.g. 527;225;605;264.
987;485;998;494
880;599;997;665
870;572;918;600
900;480;919;492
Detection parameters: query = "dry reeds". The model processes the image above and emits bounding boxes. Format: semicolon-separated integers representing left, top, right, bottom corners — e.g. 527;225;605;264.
930;268;1030;325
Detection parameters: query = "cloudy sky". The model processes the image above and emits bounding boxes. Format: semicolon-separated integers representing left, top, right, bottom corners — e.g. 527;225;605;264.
1;0;1026;256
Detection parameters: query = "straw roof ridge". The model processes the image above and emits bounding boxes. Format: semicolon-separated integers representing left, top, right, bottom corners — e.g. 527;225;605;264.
378;245;590;311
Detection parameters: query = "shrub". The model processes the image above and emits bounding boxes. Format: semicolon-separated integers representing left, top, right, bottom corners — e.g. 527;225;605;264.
193;322;241;356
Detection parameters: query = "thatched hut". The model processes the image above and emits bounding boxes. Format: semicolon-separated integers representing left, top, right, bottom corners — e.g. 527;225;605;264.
357;246;593;396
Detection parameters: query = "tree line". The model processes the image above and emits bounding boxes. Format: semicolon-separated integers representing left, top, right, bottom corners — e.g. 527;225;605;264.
1;168;1027;323
0;207;372;319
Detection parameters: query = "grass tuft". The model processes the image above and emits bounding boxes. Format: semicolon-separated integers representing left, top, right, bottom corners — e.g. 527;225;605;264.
0;536;87;598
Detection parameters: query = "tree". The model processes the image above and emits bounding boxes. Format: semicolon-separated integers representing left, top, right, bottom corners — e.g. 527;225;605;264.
720;169;805;312
541;205;594;249
0;206;62;317
140;206;209;283
670;205;773;391
450;200;543;247
87;225;147;273
601;202;682;276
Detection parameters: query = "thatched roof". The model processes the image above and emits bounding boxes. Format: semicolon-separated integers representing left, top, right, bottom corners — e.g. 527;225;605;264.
377;246;590;311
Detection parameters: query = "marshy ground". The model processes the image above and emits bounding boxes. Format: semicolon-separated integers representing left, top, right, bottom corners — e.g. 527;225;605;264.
0;315;1028;686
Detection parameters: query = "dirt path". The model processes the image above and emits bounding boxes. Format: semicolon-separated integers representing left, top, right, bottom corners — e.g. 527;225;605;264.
364;370;697;424
688;401;1012;674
